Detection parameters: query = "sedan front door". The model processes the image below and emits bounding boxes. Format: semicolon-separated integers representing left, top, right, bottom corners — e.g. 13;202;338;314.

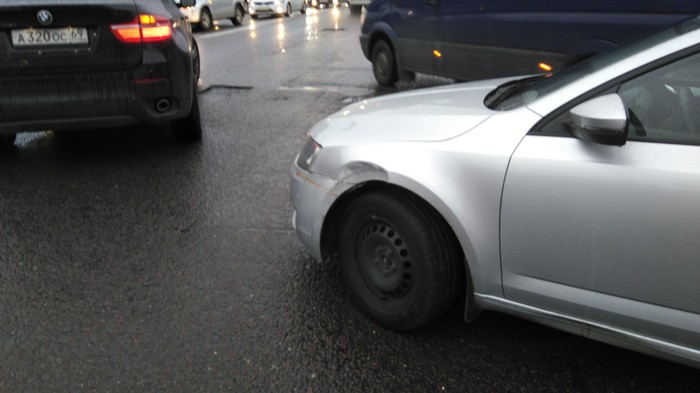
499;52;700;351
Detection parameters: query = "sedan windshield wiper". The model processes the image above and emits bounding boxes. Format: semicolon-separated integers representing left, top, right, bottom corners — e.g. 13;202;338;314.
484;75;548;109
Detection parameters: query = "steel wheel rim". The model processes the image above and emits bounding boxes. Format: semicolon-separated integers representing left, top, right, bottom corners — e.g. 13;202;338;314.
374;51;390;80
355;221;413;300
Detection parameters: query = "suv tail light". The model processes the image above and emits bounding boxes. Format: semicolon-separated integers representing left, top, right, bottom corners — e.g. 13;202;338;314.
111;14;172;44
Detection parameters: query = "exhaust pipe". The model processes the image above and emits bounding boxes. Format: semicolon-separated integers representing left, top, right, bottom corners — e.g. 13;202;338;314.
155;98;171;113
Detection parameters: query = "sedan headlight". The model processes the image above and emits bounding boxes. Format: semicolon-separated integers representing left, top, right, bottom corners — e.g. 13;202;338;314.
296;137;322;171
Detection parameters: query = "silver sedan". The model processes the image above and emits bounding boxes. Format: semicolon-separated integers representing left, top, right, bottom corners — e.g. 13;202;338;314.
290;16;700;368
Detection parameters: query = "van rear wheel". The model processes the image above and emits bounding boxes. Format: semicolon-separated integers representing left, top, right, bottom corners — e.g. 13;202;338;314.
371;40;398;87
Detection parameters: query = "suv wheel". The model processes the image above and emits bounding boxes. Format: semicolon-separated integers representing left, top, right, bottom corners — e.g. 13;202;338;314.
171;90;202;142
192;38;201;83
171;38;202;142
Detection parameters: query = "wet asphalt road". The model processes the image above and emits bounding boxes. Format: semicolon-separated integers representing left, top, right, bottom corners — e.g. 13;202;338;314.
1;6;698;392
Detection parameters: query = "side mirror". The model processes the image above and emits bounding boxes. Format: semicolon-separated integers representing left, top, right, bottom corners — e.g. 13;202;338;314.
567;94;628;146
178;0;196;7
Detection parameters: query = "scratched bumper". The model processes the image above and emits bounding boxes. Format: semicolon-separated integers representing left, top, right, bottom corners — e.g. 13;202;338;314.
289;162;337;261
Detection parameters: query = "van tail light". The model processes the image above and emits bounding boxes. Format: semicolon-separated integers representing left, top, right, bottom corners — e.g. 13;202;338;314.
111;14;172;44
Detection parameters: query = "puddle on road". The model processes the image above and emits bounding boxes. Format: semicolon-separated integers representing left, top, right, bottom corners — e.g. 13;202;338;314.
277;84;374;97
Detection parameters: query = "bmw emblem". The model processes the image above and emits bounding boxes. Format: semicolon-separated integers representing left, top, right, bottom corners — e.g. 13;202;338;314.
37;9;53;26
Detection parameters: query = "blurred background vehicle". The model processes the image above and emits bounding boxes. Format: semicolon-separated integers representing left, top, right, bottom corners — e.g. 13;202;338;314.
0;0;202;149
309;0;334;9
360;0;700;86
347;0;369;13
249;0;307;18
180;0;247;31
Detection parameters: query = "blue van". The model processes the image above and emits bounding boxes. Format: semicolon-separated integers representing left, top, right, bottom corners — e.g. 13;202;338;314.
360;0;700;86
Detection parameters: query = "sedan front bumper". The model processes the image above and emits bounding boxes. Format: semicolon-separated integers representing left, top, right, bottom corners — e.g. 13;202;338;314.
289;163;338;261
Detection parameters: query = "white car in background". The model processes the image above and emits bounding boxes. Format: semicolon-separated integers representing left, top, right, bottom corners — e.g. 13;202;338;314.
180;0;247;31
249;0;307;18
347;0;369;13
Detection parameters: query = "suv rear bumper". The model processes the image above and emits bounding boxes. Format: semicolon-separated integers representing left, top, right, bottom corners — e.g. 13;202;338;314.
0;47;193;134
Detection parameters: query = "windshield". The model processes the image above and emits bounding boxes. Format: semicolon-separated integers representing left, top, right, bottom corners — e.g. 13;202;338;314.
486;15;700;111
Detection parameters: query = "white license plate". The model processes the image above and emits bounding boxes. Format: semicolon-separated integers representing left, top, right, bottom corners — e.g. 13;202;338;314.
11;27;89;47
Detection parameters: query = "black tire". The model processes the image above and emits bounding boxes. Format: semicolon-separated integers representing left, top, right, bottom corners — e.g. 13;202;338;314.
371;39;398;87
231;5;244;26
199;8;213;31
171;38;202;142
338;191;461;330
300;1;307;14
171;90;202;142
284;2;292;16
251;14;258;19
0;133;16;150
192;38;200;83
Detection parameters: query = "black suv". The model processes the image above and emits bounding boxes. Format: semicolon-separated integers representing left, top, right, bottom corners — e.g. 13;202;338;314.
0;0;201;148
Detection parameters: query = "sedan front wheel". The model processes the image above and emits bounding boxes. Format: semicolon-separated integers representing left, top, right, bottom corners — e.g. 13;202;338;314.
338;191;462;330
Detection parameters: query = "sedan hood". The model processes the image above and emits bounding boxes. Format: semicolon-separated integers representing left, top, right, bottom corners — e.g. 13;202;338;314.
310;78;513;146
